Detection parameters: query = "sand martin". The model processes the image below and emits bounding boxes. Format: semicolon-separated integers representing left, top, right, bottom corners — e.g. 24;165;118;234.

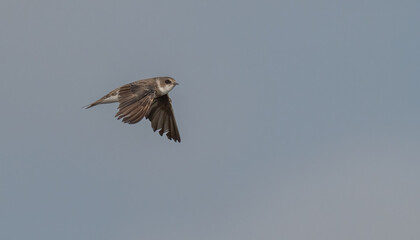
85;77;181;142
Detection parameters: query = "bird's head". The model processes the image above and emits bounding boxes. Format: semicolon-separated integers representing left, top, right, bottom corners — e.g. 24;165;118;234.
157;77;179;95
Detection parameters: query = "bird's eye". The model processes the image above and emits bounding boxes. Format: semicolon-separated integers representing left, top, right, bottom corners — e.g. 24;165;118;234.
165;80;171;84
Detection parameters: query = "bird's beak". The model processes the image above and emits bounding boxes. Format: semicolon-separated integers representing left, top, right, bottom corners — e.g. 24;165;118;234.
174;83;180;86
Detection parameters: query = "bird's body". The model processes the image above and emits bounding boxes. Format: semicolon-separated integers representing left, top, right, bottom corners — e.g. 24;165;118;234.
85;77;181;142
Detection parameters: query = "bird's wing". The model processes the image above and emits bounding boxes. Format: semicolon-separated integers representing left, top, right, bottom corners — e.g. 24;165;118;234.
146;94;181;142
115;82;155;124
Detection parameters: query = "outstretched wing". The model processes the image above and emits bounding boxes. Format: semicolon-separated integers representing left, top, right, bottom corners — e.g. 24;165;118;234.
115;82;155;124
146;95;181;142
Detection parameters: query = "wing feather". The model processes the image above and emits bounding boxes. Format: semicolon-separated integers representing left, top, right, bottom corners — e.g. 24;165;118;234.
146;95;181;142
115;83;155;124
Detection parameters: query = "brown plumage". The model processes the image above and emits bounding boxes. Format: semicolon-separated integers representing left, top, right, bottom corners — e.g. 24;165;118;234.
84;89;119;109
85;77;181;142
146;95;181;142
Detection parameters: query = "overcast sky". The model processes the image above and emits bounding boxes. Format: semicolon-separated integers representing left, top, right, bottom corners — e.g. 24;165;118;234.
1;0;419;239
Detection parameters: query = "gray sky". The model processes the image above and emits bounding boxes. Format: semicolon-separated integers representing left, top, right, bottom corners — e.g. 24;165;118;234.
1;0;419;239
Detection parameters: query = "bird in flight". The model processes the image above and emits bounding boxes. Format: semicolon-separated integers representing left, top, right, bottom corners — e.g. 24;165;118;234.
85;77;181;142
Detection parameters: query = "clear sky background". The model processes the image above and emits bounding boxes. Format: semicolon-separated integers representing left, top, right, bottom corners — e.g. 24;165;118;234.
1;0;419;239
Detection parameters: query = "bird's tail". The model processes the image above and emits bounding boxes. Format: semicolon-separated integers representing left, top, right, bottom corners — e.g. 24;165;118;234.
84;89;119;109
83;102;99;109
